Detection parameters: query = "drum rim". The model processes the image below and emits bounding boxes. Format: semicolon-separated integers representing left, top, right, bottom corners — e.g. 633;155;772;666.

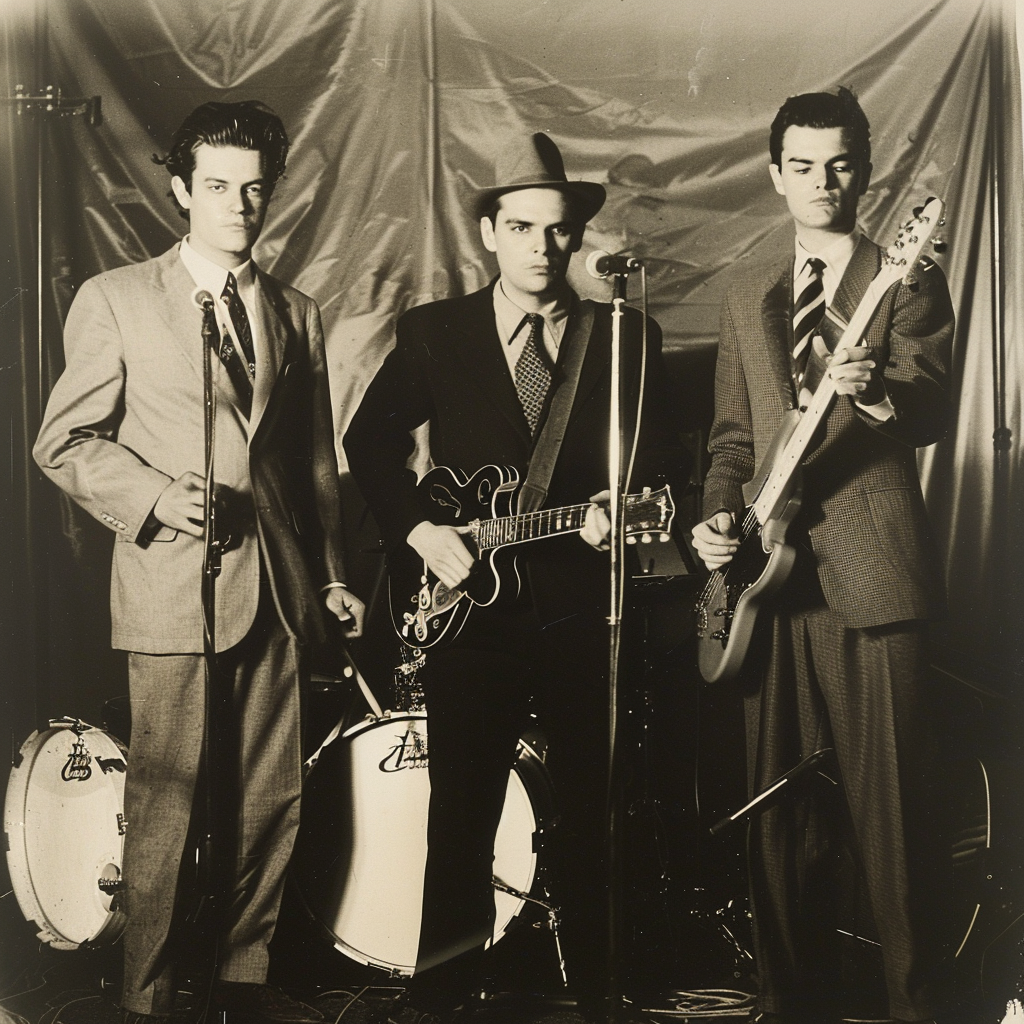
3;721;127;950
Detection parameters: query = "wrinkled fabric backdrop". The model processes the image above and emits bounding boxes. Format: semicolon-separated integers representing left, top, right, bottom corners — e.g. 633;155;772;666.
4;0;1022;716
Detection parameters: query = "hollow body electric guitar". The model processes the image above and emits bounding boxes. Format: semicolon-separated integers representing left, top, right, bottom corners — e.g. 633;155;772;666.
696;198;946;684
390;464;675;648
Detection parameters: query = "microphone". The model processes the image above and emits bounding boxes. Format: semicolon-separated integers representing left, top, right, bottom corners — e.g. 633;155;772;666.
191;287;215;311
586;250;643;278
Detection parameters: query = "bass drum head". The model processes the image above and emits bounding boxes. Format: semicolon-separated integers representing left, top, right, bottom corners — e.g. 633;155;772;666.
295;714;552;976
3;720;128;950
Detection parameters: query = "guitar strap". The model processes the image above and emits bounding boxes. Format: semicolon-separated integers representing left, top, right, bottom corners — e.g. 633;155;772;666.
517;298;595;513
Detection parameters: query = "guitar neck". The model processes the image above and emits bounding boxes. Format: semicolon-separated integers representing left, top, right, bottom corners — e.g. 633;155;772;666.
751;269;899;525
477;503;591;551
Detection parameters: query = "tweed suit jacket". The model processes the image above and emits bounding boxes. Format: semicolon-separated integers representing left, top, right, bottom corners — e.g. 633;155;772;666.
344;283;685;626
34;244;346;654
702;236;955;629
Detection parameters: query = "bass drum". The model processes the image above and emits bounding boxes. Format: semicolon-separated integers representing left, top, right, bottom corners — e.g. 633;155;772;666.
4;718;128;949
294;713;553;976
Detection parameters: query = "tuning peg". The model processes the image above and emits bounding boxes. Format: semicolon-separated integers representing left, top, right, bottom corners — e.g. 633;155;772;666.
931;235;947;253
659;533;670;542
626;535;637;545
641;533;652;544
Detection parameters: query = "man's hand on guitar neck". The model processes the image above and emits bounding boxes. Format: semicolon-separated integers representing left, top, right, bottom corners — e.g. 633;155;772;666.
692;510;739;572
581;490;612;551
408;521;476;589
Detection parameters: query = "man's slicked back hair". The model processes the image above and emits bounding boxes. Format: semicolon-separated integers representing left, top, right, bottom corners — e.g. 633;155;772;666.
769;87;871;168
155;100;289;215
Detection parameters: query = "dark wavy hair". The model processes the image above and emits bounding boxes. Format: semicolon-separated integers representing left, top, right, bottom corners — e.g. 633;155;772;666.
154;101;289;216
769;87;871;168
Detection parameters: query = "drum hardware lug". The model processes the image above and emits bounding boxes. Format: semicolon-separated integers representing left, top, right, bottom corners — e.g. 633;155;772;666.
713;608;734;619
710;628;729;641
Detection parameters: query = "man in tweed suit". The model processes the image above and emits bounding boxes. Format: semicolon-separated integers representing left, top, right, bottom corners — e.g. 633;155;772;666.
34;102;365;1024
692;90;955;1024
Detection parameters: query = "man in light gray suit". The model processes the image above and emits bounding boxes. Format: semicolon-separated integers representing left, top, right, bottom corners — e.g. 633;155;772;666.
34;101;365;1024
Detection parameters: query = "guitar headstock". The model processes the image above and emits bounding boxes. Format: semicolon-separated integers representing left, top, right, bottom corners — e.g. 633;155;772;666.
624;485;675;544
882;197;946;286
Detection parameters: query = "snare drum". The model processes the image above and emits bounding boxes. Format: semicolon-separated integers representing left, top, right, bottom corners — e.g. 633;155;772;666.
4;719;128;949
294;713;552;975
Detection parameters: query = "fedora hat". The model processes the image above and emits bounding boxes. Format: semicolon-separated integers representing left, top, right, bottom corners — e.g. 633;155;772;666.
472;132;606;222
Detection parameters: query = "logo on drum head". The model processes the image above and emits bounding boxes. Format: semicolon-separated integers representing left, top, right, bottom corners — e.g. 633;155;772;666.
379;726;429;773
61;736;93;782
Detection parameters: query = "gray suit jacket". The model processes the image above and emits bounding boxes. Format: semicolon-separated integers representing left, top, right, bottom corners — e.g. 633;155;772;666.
34;244;346;653
703;236;955;628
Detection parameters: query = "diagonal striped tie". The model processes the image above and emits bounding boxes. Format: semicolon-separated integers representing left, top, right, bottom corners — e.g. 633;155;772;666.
792;256;826;386
514;313;553;436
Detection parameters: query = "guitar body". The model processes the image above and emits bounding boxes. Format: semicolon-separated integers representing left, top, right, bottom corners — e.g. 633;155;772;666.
697;461;802;684
696;499;799;683
389;465;676;650
388;465;522;648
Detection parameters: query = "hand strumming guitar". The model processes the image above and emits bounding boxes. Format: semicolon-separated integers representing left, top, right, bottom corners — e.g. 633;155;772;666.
407;520;476;589
692;510;739;572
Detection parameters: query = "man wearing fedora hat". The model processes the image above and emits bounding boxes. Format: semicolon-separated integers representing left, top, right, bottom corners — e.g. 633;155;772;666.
345;133;685;1022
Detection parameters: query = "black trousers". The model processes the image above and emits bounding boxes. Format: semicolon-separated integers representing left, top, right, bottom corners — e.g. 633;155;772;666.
408;595;613;1011
744;583;951;1021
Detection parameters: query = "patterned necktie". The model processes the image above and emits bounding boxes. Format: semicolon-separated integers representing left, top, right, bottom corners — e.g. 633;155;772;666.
792;256;826;386
221;272;256;377
514;313;553;436
207;272;254;418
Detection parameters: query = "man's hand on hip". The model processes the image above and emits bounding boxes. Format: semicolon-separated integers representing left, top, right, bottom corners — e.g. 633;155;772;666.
325;587;366;637
692;511;739;571
407;521;476;590
152;472;205;537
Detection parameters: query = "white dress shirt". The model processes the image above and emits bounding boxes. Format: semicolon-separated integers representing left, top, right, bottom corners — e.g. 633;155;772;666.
492;279;570;376
179;236;261;377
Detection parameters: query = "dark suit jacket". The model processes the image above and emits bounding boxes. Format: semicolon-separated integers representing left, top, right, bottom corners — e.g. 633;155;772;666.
34;244;346;653
702;236;955;629
344;283;686;626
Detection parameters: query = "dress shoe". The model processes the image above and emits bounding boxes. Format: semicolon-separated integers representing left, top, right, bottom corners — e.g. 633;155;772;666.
212;982;324;1024
120;1011;171;1024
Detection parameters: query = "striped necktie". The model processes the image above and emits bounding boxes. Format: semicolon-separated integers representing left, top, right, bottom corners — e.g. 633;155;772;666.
792;256;826;386
514;313;553;436
206;272;255;418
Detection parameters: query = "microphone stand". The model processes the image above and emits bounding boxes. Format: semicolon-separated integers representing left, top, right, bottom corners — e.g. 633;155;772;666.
603;269;629;1024
192;296;228;1017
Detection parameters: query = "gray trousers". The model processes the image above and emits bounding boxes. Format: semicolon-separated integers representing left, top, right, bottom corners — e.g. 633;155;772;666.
120;597;303;1014
744;598;950;1022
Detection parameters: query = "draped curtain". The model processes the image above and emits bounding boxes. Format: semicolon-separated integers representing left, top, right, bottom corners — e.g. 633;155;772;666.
3;0;1020;721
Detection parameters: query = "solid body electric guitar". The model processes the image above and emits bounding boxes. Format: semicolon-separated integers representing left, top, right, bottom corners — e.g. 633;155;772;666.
390;464;675;648
696;198;946;684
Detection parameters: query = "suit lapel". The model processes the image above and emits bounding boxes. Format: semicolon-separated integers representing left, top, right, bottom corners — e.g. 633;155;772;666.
250;268;289;439
830;235;881;325
151;245;208;388
760;259;799;409
450;286;533;445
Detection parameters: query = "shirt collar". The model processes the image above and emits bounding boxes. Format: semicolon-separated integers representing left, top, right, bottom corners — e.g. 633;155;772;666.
794;227;861;282
179;235;255;296
492;278;571;344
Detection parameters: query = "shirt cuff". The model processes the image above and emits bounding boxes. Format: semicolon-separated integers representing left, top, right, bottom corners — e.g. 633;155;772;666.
320;581;348;593
857;396;896;421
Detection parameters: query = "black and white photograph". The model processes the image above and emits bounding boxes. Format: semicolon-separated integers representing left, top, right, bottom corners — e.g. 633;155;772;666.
2;3;1022;1024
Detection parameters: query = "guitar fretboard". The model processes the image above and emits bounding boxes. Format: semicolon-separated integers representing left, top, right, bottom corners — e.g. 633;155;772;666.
477;504;591;551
